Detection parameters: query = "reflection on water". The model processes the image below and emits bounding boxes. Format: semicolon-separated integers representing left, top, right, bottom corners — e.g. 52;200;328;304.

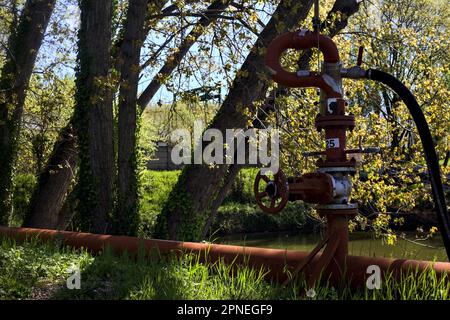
218;231;447;262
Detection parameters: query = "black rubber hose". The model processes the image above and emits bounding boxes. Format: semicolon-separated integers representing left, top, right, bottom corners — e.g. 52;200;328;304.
366;69;450;261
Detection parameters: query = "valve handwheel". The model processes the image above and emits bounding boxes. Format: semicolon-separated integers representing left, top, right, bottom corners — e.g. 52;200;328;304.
254;169;289;214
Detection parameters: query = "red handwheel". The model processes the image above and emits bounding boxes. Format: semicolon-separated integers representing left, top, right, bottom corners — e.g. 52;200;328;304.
254;169;289;214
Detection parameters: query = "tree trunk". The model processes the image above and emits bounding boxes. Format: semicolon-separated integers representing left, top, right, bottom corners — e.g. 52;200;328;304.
153;0;316;241
56;188;77;230
0;0;56;225
22;122;77;228
115;0;149;236
74;0;114;234
137;0;231;110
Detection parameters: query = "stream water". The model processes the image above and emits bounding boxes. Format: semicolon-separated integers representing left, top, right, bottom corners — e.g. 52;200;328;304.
219;231;448;262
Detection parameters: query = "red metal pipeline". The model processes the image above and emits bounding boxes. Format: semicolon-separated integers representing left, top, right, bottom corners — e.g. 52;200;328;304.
265;30;341;97
1;226;449;288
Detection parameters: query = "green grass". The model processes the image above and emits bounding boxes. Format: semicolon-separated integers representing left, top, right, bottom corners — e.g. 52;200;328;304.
1;237;449;300
0;237;91;299
0;237;282;300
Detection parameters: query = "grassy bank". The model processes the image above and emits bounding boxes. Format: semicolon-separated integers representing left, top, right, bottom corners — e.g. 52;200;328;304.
138;169;313;238
1;238;449;300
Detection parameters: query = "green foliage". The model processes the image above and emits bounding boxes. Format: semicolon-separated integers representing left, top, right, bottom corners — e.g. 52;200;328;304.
54;250;274;300
227;167;260;203
153;167;199;240
213;201;309;235
10;174;36;226
345;0;449;239
139;170;181;237
0;0;75;226
138;110;158;164
0;2;29;224
18;74;75;174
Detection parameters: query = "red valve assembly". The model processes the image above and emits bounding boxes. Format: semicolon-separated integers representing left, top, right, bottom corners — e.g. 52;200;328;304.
253;27;370;289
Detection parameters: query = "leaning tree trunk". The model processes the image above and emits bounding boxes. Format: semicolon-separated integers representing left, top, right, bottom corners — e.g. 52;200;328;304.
22;122;77;228
0;0;56;225
115;0;150;236
153;0;316;241
74;0;114;234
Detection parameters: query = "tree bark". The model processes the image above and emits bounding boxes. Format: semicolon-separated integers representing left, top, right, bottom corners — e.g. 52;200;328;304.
22;122;77;228
0;0;56;225
153;0;316;241
115;0;149;236
74;0;114;234
137;0;231;110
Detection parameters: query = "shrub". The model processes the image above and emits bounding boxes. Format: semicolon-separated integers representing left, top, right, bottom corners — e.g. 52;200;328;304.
211;201;312;235
227;167;260;203
11;174;37;226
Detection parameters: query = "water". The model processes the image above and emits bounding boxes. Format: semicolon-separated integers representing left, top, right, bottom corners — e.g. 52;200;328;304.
218;231;448;262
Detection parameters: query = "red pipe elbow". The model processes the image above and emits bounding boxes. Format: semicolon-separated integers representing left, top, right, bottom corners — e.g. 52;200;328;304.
265;30;341;97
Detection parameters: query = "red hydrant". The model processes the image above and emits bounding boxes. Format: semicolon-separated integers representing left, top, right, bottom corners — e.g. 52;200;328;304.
254;29;365;288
